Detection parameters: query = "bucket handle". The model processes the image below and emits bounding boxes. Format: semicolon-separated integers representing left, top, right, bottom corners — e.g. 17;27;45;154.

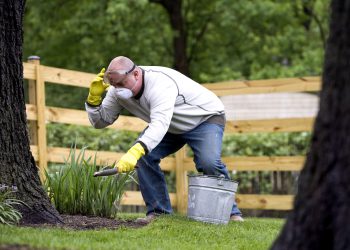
217;175;225;186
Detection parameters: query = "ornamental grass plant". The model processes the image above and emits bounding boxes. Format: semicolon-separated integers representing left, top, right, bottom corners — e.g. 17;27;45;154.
44;145;137;217
0;186;26;225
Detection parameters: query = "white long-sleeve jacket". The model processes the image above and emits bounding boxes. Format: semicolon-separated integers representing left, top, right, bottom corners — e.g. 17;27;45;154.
85;66;225;153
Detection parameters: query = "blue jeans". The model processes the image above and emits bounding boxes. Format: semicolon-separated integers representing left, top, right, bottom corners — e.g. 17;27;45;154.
136;121;242;216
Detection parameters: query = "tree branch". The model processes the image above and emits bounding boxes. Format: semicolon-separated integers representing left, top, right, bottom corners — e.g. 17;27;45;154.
187;15;212;64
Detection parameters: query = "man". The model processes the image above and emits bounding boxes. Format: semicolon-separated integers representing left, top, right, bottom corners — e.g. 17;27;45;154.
85;56;243;223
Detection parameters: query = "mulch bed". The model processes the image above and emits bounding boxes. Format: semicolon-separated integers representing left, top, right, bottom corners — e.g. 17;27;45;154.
0;245;45;250
20;214;148;230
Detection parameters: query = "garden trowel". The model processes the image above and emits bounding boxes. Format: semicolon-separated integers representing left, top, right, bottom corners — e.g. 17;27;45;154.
93;167;118;177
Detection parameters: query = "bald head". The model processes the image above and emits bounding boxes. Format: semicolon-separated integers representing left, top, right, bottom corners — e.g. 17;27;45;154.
104;56;142;94
107;56;135;72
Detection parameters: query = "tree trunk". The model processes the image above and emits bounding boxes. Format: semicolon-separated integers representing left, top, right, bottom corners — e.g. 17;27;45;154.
0;0;62;224
150;0;189;76
271;0;350;249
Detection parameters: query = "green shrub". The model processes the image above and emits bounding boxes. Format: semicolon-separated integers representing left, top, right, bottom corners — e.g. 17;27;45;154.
47;123;138;152
222;132;311;156
0;186;26;225
221;132;311;194
44;145;137;217
47;125;311;157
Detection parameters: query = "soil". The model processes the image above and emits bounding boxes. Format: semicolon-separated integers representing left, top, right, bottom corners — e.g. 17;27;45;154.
20;214;147;230
0;245;45;250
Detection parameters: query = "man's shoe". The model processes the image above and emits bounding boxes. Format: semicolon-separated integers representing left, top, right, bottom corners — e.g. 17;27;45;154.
135;213;159;224
230;215;244;222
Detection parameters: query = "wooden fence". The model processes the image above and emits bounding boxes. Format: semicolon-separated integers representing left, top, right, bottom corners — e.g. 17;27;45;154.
24;56;321;214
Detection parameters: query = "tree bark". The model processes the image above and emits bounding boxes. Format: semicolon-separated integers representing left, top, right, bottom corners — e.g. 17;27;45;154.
271;0;350;249
0;0;62;224
150;0;189;76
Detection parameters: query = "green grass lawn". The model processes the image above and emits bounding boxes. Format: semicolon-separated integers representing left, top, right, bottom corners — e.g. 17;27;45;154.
0;214;284;250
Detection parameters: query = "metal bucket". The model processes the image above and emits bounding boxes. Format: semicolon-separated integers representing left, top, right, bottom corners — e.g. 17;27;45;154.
187;175;238;224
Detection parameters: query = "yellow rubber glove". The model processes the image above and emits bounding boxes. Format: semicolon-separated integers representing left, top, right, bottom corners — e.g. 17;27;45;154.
86;68;110;106
117;143;145;173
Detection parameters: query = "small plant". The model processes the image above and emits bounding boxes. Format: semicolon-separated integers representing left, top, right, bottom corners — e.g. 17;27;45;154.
44;144;137;217
0;185;25;225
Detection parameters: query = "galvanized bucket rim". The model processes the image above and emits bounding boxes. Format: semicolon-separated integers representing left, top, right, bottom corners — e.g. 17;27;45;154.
187;173;239;184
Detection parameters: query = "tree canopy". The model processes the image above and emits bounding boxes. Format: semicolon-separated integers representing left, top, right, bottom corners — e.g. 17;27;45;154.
22;0;330;109
24;0;330;81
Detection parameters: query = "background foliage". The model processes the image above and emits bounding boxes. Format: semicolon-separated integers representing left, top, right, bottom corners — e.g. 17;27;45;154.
23;0;330;109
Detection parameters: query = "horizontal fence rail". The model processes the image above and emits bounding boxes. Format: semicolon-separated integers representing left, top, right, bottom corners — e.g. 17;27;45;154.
26;104;315;133
119;191;294;210
24;62;321;95
26;104;148;131
30;146;176;171
24;59;321;213
202;77;321;96
30;145;305;172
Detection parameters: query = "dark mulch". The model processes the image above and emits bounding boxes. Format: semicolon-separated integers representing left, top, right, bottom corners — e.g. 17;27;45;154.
0;245;46;250
19;214;147;230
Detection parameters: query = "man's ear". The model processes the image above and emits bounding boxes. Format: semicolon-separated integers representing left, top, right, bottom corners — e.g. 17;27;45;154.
134;69;140;80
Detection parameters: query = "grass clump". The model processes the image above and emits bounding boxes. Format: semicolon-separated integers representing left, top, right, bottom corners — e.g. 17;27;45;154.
0;185;26;225
44;145;136;217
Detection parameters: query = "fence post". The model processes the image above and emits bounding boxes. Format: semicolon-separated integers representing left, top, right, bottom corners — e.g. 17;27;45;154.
175;147;188;214
27;56;47;181
27;56;39;145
